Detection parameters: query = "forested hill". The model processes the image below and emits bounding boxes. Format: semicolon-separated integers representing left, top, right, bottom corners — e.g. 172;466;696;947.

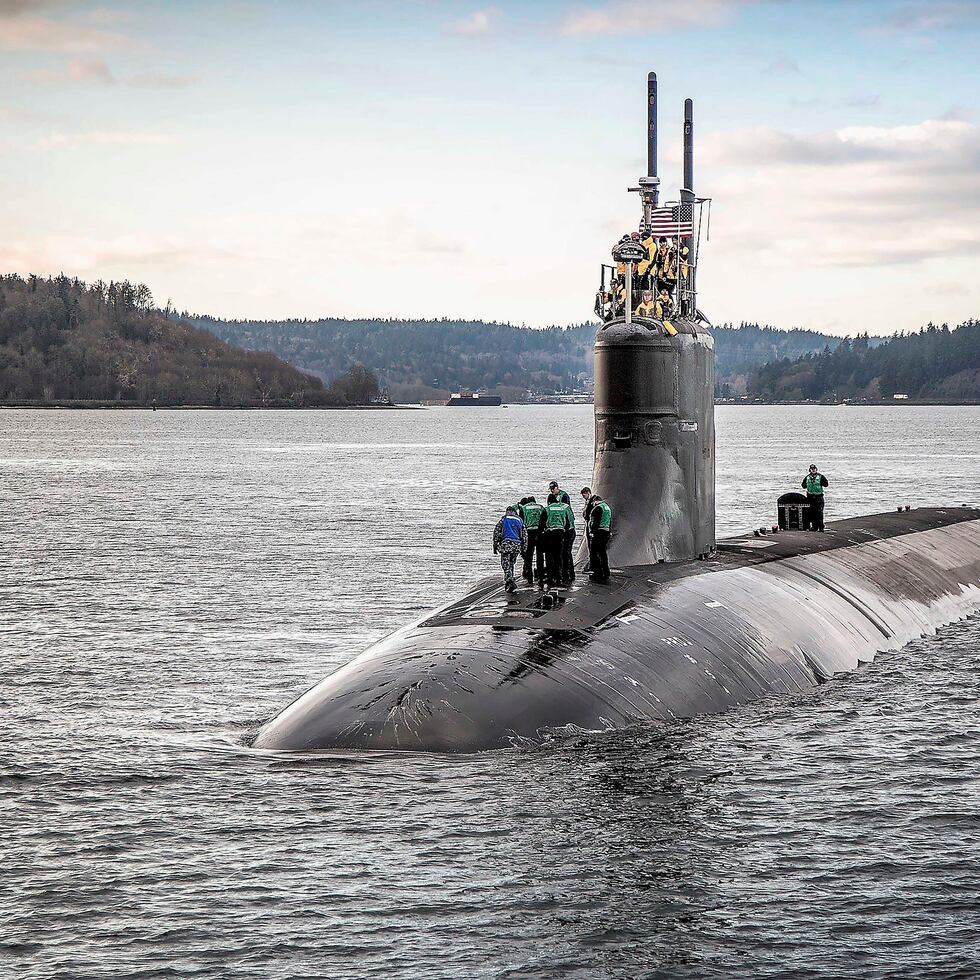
192;315;839;400
0;275;327;406
748;321;980;403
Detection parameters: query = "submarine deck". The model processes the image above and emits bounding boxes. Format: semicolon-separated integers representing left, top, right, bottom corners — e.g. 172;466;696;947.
424;507;980;632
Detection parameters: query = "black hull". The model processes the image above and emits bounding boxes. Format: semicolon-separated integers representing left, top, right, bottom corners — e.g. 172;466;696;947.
446;397;502;407
253;507;980;753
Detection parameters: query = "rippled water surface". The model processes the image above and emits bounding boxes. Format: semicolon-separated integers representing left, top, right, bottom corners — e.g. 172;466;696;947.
3;405;980;979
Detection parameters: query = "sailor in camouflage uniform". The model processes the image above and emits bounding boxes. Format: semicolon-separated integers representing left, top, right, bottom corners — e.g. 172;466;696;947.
493;506;528;593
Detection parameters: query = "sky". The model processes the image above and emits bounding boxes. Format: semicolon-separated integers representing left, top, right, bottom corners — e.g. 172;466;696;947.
1;0;978;335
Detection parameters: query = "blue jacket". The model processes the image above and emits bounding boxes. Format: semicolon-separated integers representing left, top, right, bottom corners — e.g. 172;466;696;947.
502;514;524;541
493;514;528;553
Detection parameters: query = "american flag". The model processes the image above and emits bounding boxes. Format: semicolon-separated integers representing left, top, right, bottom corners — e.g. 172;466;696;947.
647;203;693;237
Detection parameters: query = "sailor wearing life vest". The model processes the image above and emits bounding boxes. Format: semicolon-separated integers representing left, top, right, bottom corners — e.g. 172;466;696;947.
635;289;657;318
802;465;829;531
518;496;545;584
537;496;571;588
588;497;613;582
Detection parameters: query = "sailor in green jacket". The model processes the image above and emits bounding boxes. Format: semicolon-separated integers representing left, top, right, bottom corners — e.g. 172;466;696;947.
519;496;545;583
538;496;571;587
802;464;829;531
548;480;571;506
588;496;612;582
559;496;576;583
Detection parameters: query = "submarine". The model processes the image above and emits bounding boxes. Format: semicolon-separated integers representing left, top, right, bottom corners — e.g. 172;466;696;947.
253;73;980;754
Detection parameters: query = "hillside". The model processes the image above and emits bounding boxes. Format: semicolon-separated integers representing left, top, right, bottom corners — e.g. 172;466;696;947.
191;315;841;400
748;321;980;402
0;275;328;406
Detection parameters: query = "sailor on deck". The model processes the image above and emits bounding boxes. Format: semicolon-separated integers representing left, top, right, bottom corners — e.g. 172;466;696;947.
493;506;527;593
588;497;613;582
519;496;545;583
802;465;829;532
538;497;571;588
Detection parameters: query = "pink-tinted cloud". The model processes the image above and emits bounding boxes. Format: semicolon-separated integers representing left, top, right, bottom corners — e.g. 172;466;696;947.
560;0;749;35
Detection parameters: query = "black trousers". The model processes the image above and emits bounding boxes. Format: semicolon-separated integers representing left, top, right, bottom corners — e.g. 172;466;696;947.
807;494;825;531
589;529;610;580
523;530;544;581
562;529;576;582
542;531;564;586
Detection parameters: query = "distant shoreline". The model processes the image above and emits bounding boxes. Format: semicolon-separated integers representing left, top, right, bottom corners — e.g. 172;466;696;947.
3;399;978;411
0;401;415;410
717;400;980;407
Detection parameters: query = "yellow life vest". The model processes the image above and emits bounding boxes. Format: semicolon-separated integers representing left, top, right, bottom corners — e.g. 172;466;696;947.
638;237;656;276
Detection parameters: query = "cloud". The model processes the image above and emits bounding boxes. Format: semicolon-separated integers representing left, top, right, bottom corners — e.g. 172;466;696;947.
0;234;241;278
842;93;881;109
22;58;116;84
0;1;128;51
450;9;492;36
0;17;127;51
762;56;799;76
925;280;971;297
699;117;980;269
36;129;177;149
702;119;980;168
0;0;47;13
877;1;980;33
127;72;198;89
559;0;748;35
20;58;198;89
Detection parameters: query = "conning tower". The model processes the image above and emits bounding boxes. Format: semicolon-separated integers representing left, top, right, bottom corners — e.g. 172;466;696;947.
592;73;715;565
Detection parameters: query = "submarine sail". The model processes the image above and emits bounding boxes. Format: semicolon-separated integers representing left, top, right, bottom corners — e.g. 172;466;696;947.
252;73;980;754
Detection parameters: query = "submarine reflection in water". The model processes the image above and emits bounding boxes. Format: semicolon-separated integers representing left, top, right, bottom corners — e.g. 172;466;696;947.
252;72;980;753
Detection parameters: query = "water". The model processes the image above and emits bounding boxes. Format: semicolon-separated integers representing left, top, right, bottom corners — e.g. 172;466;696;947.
3;405;979;979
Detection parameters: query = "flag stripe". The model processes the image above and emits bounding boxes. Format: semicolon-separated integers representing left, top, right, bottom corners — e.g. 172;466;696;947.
648;205;693;236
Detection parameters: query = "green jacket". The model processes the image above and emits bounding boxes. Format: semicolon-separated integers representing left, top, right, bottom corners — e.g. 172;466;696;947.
593;500;612;531
541;501;569;532
803;473;828;495
521;502;544;529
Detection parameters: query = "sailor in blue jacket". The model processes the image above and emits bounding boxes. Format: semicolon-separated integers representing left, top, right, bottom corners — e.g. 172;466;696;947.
493;506;528;593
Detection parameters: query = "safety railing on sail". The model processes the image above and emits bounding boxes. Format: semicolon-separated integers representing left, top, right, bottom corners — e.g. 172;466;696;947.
596;196;710;325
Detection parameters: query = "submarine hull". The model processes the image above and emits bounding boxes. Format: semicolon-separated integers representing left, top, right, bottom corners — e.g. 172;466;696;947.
253;508;980;753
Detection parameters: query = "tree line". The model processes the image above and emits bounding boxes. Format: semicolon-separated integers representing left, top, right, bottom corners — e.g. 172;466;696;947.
747;321;980;402
190;314;841;400
0;275;378;406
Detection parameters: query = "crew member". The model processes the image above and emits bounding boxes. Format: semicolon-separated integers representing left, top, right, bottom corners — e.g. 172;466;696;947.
548;481;570;506
802;464;829;531
655;238;671;293
639;231;657;289
588;496;612;582
520;495;545;583
655;289;672;319
614;234;631;278
635;289;657;317
678;244;692;315
613;277;627;316
560;496;576;583
581;486;599;572
493;505;527;593
661;240;678;294
538;495;571;587
594;288;613;321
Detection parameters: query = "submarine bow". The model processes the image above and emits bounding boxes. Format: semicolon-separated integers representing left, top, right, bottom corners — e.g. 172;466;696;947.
252;73;980;754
